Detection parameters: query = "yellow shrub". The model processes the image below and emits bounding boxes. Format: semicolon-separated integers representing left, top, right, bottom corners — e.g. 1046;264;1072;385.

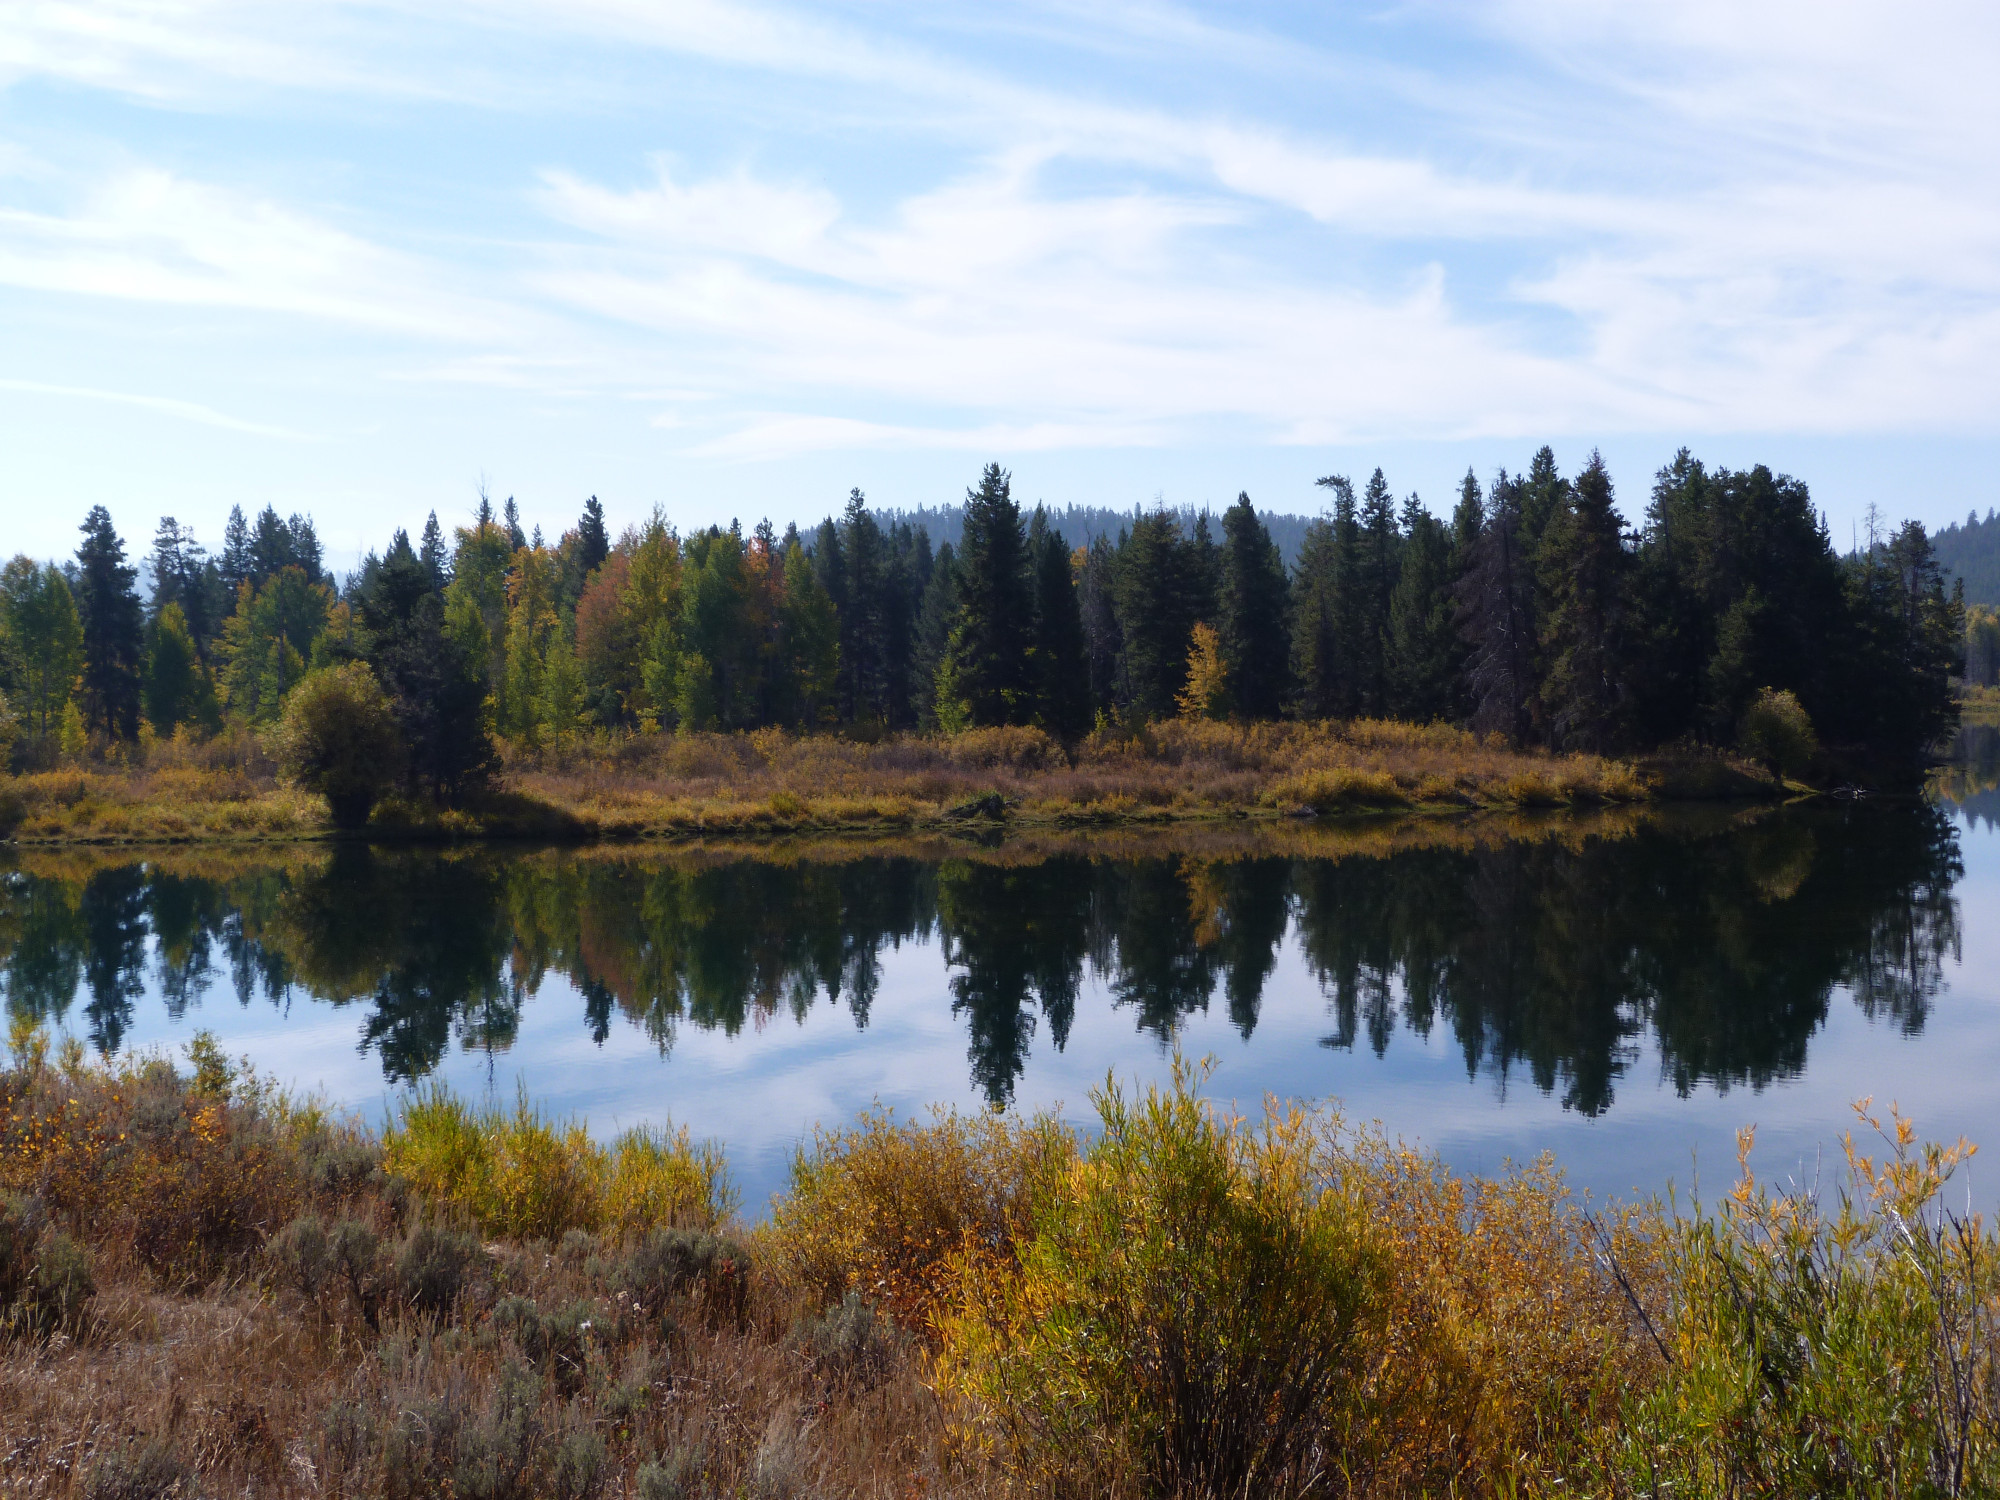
1269;767;1409;812
602;1124;735;1235
768;1104;1071;1335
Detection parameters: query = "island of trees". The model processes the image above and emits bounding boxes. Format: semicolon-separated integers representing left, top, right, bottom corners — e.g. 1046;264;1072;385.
0;446;1967;825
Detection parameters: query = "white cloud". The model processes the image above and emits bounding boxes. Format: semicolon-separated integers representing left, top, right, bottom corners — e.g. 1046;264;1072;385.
0;375;311;437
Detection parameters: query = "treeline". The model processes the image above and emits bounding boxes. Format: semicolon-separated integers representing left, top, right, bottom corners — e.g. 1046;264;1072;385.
1932;507;2000;606
0;448;1966;792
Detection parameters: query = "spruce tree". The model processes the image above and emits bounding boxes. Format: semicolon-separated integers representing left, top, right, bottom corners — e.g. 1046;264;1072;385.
1078;535;1124;721
1028;508;1091;739
1455;472;1536;742
912;542;958;731
419;511;451;591
73;506;145;739
503;496;527;551
1355;468;1400;713
1216;493;1290;719
941;464;1032;726
837;489;886;724
219;505;252;606
1385;497;1456;723
575;496;610;580
1537;451;1631;751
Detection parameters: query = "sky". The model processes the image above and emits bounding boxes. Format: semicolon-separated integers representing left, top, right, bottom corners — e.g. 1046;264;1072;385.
2;0;1998;566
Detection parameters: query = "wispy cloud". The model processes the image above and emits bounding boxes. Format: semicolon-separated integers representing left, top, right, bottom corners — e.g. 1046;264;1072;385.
0;375;311;437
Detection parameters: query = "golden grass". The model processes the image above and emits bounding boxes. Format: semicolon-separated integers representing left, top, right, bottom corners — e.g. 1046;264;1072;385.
0;719;1778;847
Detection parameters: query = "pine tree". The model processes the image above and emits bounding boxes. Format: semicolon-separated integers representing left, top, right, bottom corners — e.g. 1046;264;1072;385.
73;506;145;739
837;489;886;724
503;496;527;551
219;505;252;606
1355;468;1401;713
419;511;450;590
912;543;958;731
1537;452;1632;751
1455;472;1536;742
1291;475;1361;719
1113;510;1211;721
218;567;332;723
576;496;609;580
780;539;840;726
1385;497;1457;723
941;464;1032;726
1028;508;1091;739
1078;535;1123;722
1216;493;1290;719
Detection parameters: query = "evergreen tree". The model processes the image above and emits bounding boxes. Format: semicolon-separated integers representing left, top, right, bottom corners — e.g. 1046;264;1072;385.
1537;451;1632;751
219;506;252;605
1028;508;1091;739
1291;475;1361;719
361;539;495;803
1385;497;1457;723
1216;493;1290;719
837;489;887;724
780;539;840;726
1355;468;1401;713
419;511;451;591
218;567;332;723
576;496;609;579
940;464;1032;726
73;506;145;739
1456;472;1536;742
912;543;958;731
1113;510;1212;721
503;496;527;551
1078;535;1123;722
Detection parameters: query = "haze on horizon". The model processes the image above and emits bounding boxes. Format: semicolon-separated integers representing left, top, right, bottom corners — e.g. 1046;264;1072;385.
2;1;1997;559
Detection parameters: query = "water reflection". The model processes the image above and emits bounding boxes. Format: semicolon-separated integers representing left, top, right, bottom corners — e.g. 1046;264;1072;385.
0;804;1961;1117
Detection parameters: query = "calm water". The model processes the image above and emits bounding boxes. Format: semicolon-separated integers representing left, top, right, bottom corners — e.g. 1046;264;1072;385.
1;795;1990;1211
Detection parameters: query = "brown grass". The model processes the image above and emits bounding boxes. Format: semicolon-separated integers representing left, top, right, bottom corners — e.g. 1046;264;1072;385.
0;719;1776;847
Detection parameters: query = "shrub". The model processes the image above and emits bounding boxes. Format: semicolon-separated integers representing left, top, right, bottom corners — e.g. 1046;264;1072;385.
942;725;1065;771
549;1427;608;1500
1620;1108;2000;1497
269;662;404;829
492;1295;598;1393
0;1194;94;1339
793;1290;905;1391
770;1104;1071;1336
937;1058;1387;1498
81;1437;191;1500
611;1227;749;1327
383;1085;731;1241
1738;686;1820;783
1269;766;1409;813
395;1224;485;1316
267;1214;381;1316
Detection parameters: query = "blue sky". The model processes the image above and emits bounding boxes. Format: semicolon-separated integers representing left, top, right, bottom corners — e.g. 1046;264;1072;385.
2;1;1997;564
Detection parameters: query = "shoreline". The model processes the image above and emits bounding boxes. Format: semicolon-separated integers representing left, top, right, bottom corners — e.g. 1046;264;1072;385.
0;719;1799;848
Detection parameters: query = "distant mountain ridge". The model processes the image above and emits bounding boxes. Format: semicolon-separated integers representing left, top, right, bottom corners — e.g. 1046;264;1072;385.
1933;510;2000;604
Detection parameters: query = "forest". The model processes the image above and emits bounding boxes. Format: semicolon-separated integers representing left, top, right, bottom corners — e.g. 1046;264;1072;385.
0;447;1968;802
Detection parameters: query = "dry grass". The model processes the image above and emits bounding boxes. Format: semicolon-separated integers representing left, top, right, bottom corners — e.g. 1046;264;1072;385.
0;720;1773;847
0;1042;1995;1497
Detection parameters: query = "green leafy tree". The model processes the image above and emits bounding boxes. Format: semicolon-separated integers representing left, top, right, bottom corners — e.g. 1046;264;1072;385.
0;558;83;753
1738;688;1819;782
73;506;145;740
942;464;1033;726
219;567;333;723
270;663;404;829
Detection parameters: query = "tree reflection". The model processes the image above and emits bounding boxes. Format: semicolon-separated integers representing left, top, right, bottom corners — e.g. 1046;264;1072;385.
0;803;1965;1115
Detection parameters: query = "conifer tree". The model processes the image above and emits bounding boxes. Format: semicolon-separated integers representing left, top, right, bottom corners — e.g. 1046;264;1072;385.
419;511;451;591
1456;472;1536;742
73;506;145;739
837;489;887;724
1078;535;1123;721
503;496;527;551
1216;493;1290;719
1537;451;1631;751
912;543;957;731
1028;508;1091;739
143;602;214;733
219;505;252;605
780;539;840;726
941;464;1032;726
1355;468;1401;713
575;496;610;581
1385;497;1457;723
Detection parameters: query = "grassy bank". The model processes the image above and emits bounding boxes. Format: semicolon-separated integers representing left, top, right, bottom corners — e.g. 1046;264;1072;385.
0;720;1779;846
0;1035;1994;1497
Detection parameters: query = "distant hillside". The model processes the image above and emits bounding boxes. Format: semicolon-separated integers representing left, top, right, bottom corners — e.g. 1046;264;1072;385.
877;502;1319;566
1933;510;2000;604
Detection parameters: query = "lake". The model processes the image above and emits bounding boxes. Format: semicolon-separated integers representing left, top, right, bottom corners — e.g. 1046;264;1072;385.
2;791;1990;1213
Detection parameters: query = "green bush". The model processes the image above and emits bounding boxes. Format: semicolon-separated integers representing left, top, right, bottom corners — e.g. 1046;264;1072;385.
1738;686;1820;783
270;662;405;829
395;1224;485;1317
609;1227;749;1327
794;1290;905;1391
939;1058;1387;1497
0;1193;94;1339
